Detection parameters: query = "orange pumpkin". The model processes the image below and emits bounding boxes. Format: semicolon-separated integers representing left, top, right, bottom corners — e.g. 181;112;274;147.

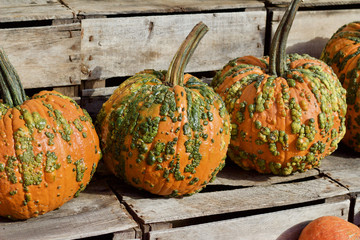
96;22;231;197
0;49;102;219
321;22;360;151
212;0;346;175
299;216;360;240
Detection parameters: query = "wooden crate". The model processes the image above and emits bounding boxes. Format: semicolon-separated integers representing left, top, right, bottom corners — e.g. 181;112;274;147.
75;0;266;117
108;147;352;240
267;0;360;58
2;1;360;239
0;0;81;98
0;178;140;240
320;144;360;226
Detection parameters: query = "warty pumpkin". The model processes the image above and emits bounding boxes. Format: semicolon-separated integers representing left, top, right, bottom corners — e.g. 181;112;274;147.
212;0;347;175
298;216;360;240
96;22;231;197
0;49;102;219
321;21;360;151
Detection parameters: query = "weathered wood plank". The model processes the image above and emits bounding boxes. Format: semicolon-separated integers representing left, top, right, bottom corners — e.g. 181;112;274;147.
82;86;117;97
315;145;360;193
0;0;73;23
63;0;264;17
53;85;79;97
0;179;138;240
112;229;140;240
0;23;81;89
112;177;348;225
80;11;266;80
267;0;359;7
270;8;360;58
148;200;350;240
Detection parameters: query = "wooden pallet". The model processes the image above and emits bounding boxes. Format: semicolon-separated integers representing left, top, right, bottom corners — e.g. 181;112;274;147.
320;144;360;226
0;178;140;240
108;146;353;240
0;146;355;240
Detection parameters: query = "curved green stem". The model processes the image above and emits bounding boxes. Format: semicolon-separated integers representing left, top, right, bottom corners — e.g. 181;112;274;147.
277;0;301;76
268;0;301;77
165;22;209;86
0;48;27;107
268;2;292;76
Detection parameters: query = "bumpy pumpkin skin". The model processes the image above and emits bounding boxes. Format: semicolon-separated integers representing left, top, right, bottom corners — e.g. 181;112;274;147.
0;91;101;219
212;54;347;175
299;216;360;240
96;70;230;197
321;22;360;151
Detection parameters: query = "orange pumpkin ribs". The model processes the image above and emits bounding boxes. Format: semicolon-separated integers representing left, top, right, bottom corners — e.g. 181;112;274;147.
0;49;101;219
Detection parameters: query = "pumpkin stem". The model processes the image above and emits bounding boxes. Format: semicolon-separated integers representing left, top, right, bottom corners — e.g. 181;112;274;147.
0;48;27;107
165;22;209;86
269;0;301;77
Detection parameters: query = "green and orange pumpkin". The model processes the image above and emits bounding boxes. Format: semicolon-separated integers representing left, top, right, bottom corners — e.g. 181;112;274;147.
321;21;360;151
212;0;347;175
96;22;231;197
299;216;360;240
0;49;101;219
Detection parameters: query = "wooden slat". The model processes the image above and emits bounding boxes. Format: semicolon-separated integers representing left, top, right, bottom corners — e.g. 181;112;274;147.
63;0;264;17
80;11;266;80
0;179;138;240
0;23;81;89
53;85;79;97
317;146;360;194
0;0;74;23
267;0;359;7
149;200;350;240
270;8;360;58
112;177;348;225
82;86;117;97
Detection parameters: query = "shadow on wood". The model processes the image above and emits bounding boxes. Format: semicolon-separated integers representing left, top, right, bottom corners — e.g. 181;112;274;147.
276;220;310;240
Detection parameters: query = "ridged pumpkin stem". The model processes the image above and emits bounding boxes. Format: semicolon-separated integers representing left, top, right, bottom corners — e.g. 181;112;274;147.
165;22;209;86
0;48;27;107
268;2;291;76
277;0;301;76
269;0;301;77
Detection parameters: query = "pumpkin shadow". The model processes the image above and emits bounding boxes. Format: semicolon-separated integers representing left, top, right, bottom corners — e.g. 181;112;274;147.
352;212;360;227
213;159;301;186
86;66;103;80
331;142;359;159
276;220;310;240
285;37;329;59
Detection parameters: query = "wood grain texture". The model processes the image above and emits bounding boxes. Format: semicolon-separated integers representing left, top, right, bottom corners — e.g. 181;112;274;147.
0;179;138;240
0;0;73;23
317;146;360;193
267;0;359;7
112;177;348;225
80;11;266;80
270;8;360;58
148;200;350;240
0;23;81;89
63;0;264;17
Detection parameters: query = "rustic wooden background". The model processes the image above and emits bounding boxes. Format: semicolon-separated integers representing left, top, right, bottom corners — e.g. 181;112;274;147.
1;0;360;239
